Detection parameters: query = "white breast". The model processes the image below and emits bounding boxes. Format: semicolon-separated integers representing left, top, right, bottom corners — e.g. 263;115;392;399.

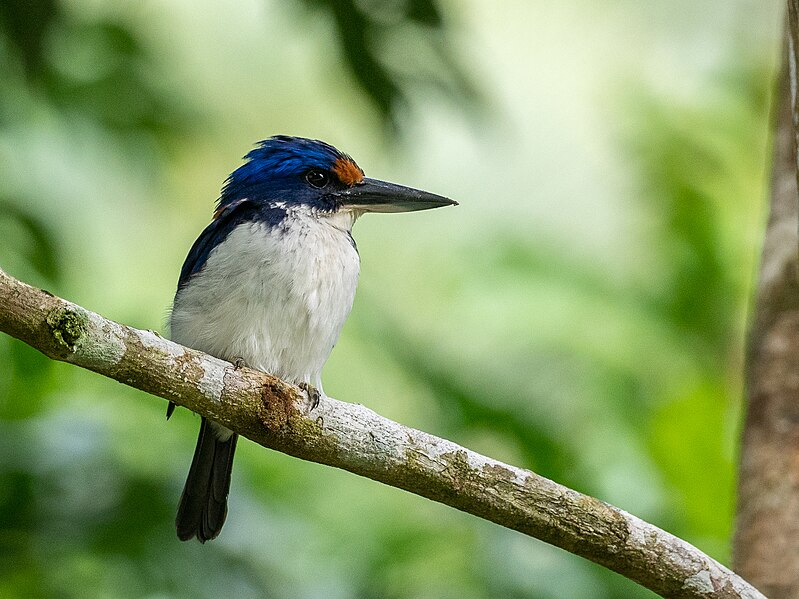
170;209;360;390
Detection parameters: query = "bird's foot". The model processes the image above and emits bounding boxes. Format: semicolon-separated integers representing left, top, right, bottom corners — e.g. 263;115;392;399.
298;382;321;411
231;357;248;370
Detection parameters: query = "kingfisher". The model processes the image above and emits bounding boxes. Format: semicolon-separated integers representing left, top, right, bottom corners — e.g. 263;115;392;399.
168;135;456;542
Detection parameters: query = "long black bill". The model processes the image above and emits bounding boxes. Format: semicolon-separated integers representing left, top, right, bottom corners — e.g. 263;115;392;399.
337;177;457;213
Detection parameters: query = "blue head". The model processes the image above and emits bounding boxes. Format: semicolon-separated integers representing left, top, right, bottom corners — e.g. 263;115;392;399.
177;136;456;289
217;135;456;216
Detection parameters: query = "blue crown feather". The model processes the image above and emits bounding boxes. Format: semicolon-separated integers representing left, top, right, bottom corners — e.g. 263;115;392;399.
219;135;355;208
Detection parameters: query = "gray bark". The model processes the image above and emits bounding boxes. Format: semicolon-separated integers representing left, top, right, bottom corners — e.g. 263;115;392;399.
733;11;799;597
0;266;764;599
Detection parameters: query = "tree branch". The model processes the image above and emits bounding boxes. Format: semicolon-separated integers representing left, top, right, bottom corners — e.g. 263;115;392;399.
0;266;764;599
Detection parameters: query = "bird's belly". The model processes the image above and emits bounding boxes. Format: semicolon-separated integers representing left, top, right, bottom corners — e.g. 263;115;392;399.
170;220;360;385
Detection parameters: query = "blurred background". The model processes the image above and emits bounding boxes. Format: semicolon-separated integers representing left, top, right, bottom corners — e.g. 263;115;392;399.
0;0;784;597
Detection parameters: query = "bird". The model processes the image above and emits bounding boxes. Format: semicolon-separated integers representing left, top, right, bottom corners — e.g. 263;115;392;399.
168;135;456;542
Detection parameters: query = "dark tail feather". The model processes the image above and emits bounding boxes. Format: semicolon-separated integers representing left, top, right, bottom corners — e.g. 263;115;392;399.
176;417;238;542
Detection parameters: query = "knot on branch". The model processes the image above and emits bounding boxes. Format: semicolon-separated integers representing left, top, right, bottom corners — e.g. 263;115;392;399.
45;305;88;353
259;379;299;431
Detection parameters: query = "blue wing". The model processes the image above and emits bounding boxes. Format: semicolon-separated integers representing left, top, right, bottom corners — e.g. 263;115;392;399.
177;199;253;289
177;199;287;290
168;200;247;419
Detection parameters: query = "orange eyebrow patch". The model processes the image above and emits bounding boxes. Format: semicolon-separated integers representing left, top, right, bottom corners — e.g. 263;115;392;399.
333;157;364;186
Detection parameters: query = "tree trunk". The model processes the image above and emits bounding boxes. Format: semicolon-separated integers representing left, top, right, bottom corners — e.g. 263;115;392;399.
734;23;799;597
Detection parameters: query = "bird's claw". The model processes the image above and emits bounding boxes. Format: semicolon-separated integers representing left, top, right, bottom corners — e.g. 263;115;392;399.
231;357;247;370
298;382;321;411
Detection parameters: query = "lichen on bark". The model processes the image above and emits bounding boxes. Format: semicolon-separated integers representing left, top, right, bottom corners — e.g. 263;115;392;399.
45;305;88;352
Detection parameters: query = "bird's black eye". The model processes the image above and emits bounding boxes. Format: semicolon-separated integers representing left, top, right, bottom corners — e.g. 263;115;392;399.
305;169;330;188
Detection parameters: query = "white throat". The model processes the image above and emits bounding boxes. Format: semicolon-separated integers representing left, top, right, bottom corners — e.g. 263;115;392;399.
170;210;362;391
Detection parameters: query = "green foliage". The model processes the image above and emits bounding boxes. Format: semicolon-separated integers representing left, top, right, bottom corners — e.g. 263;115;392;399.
0;0;186;135
298;0;475;129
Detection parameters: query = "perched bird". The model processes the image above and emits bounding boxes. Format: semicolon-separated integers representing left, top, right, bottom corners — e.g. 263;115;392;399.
168;135;456;542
